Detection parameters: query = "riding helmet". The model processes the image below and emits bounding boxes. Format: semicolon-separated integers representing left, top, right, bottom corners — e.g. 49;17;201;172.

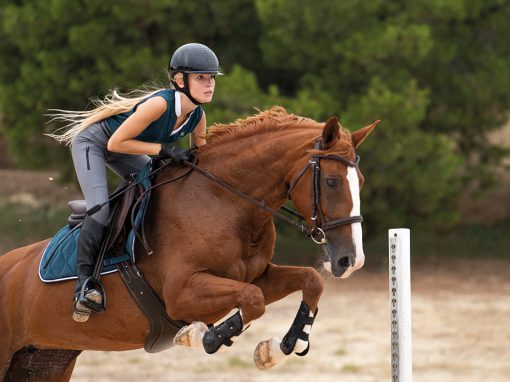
168;43;223;75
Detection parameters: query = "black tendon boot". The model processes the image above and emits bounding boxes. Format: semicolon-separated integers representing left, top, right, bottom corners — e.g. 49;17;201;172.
202;311;244;354
72;216;106;322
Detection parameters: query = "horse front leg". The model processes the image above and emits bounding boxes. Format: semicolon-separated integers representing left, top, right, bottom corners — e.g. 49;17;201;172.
168;272;266;354
251;263;324;370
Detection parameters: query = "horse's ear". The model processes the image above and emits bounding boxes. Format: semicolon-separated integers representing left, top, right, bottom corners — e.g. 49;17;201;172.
321;117;340;150
351;120;380;149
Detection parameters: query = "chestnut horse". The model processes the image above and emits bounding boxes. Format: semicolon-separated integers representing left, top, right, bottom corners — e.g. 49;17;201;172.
0;107;378;380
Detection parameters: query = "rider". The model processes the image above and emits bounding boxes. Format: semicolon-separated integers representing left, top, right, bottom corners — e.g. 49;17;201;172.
47;43;222;322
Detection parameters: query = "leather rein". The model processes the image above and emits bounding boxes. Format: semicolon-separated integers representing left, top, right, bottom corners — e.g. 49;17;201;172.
91;139;363;252
182;138;363;245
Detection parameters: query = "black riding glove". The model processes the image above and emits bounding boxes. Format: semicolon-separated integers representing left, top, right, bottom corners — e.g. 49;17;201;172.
159;144;191;163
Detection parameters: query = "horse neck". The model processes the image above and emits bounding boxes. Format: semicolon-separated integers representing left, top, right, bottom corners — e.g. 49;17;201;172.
196;128;318;209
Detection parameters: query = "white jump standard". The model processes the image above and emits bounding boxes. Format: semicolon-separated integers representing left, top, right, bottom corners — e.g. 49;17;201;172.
388;228;412;382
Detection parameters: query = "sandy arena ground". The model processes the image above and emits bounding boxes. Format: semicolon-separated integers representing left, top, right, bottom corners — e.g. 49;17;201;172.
70;258;510;382
1;169;508;381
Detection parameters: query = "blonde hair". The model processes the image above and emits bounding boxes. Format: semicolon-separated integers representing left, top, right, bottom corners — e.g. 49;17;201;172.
46;85;169;145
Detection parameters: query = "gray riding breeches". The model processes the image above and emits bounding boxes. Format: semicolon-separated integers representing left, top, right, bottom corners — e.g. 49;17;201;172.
71;122;151;226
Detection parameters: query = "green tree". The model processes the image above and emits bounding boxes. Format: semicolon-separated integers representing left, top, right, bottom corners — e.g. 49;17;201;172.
256;0;510;152
255;0;510;230
205;65;282;125
344;78;462;231
1;0;508;234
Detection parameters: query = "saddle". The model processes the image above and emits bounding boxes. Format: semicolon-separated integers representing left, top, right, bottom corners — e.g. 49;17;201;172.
41;160;185;352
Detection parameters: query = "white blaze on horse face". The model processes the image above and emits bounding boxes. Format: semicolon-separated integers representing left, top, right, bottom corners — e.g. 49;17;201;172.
345;166;365;275
322;166;365;278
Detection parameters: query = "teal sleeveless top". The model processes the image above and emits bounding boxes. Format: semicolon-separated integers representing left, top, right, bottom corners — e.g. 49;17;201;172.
103;89;203;144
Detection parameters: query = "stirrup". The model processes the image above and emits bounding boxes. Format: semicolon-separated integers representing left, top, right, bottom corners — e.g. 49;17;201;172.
78;277;107;312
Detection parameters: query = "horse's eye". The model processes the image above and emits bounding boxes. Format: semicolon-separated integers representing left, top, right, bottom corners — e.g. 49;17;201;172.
326;178;338;188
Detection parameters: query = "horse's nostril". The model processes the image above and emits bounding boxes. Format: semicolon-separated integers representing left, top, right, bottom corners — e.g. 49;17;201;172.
339;256;350;268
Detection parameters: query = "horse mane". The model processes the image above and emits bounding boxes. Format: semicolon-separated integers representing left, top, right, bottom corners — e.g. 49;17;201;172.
205;106;354;157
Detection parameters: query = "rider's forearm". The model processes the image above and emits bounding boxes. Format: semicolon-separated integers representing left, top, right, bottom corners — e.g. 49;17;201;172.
107;138;162;156
191;135;206;147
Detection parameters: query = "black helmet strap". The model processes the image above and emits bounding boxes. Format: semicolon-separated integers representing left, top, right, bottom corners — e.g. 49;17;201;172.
171;73;203;106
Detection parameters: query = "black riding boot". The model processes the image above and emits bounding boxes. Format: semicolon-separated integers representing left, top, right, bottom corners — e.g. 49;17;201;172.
72;216;106;322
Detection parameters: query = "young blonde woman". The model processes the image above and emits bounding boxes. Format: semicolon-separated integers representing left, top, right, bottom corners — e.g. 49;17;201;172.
48;43;222;322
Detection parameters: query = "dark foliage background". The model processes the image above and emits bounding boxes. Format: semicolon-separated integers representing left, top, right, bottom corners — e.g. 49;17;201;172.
1;0;509;256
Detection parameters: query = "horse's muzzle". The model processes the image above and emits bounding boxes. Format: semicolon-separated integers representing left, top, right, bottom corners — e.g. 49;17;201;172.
330;253;355;278
322;239;362;278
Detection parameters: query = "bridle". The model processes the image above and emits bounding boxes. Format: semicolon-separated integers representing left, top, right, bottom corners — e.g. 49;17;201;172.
286;139;363;244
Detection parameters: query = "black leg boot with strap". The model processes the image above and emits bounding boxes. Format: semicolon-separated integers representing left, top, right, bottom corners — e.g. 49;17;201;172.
72;216;106;322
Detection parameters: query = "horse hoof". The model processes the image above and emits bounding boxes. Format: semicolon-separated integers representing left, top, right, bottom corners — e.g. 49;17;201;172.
174;321;208;347
254;337;287;370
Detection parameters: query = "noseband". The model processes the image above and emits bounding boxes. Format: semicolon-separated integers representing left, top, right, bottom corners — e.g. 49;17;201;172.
287;139;363;244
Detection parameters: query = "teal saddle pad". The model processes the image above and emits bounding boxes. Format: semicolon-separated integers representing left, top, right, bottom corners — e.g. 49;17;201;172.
38;160;154;283
38;224;126;282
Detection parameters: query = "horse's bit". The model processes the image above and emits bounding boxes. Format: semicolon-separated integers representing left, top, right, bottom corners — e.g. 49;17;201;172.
286;139;363;244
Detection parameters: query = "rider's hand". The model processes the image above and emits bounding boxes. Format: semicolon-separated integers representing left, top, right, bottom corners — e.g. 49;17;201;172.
158;144;191;164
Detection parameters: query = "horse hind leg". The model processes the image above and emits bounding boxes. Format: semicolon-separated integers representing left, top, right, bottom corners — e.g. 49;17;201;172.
3;347;81;382
0;348;11;381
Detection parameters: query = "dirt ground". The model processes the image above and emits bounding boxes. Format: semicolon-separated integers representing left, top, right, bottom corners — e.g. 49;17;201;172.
1;170;509;381
70;258;510;382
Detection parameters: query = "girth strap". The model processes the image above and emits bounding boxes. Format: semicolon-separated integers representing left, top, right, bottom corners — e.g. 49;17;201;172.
116;260;186;353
